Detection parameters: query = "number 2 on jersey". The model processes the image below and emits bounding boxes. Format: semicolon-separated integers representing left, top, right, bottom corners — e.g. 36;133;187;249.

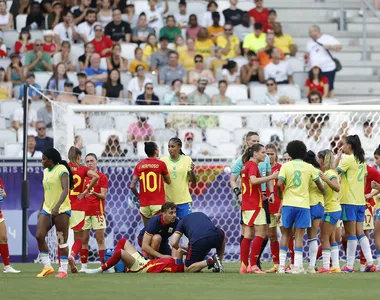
357;165;365;182
140;171;158;192
70;174;82;196
293;170;302;187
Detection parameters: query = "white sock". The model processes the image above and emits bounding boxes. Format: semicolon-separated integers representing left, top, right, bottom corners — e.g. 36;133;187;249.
359;234;373;265
279;247;288;268
322;249;331;269
331;243;340;269
81;263;88;269
308;239;318;268
347;236;357;269
60;257;68;274
40;252;52;268
294;248;303;269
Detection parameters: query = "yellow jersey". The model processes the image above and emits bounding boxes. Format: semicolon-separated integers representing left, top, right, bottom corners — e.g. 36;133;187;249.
195;39;214;57
274;34;294;54
42;164;71;214
309;167;324;207
242;33;267;53
278;159;320;209
337;154;367;206
161;155;193;205
323;169;340;213
216;35;240;59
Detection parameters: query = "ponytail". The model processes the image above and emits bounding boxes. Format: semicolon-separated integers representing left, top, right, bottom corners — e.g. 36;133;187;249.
346;135;365;163
242;143;264;163
374;144;380;156
68;146;82;166
317;149;334;171
304;150;320;169
59;159;74;189
43;148;74;189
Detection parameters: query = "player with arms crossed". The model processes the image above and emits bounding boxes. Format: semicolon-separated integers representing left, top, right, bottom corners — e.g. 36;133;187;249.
67;146;99;273
277;140;325;274
138;202;179;258
161;137;196;219
334;135;376;272
36;148;74;278
80;153;109;272
130;142;171;225
240;144;278;274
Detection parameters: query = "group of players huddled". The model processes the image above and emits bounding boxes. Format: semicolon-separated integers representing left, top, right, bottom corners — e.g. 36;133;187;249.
1;131;380;276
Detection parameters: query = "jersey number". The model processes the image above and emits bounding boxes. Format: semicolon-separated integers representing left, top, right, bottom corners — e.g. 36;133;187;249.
293;170;302;187
140;171;158;192
241;173;247;195
357;165;365;182
70;174;82;196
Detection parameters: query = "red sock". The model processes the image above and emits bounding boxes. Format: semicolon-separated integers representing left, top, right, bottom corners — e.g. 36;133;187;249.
99;250;105;263
102;249;121;271
288;237;294;265
71;239;83;258
270;241;280;265
360;249;366;265
240;238;252;267
250;236;264;266
115;238;127;251
0;244;10;266
80;249;89;264
317;245;323;260
342;240;347;256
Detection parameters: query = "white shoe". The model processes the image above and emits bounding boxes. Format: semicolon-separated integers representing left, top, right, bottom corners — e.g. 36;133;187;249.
306;267;316;274
358;9;363;16
291;267;305;274
85;267;103;274
3;266;21;273
79;267;87;273
359;264;366;272
104;267;115;273
277;266;285;274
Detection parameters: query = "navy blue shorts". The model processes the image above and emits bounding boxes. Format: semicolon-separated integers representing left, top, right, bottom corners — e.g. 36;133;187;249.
185;229;225;267
310;203;324;220
137;228;171;256
322;70;336;91
341;204;365;222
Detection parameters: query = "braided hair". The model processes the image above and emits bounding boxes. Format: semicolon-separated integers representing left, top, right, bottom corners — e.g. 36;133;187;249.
169;137;185;155
43;148;74;189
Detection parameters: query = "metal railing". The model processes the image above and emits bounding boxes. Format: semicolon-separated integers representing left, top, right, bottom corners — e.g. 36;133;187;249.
362;0;380;60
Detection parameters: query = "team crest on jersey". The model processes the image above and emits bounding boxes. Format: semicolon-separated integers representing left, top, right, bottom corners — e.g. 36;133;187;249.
173;166;176;171
168;227;173;233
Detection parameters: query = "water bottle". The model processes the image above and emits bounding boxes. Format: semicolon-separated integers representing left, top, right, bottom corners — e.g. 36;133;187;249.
0;188;3;203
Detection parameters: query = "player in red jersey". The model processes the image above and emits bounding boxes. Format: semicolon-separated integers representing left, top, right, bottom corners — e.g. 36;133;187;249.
78;153;109;272
130;142;171;225
67;146;99;273
240;143;278;274
0;177;20;273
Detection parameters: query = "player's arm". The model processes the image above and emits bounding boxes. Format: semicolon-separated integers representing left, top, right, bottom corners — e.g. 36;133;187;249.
315;178;326;195
161;163;171;184
250;171;278;185
188;161;197;184
79;170;99;199
319;172;340;193
170;232;182;250
130;175;139;198
142;233;169;259
371;181;380;192
90;187;108;200
52;173;70;216
276;177;284;222
333;148;343;170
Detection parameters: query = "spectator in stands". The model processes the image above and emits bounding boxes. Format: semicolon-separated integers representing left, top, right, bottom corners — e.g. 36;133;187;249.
265;9;277;33
7;53;26;89
257;33;285;67
174;35;187;53
53;41;76;71
78;9;100;43
216;22;241;59
188;78;211;105
18;0;32;14
234;11;252;42
198;113;218;132
360;121;375;156
25;39;53;72
35;121;54;153
12;99;37;132
249;0;268;29
209;47;227;76
73;0;91;25
207;12;224;44
127;65;153;103
264;48;293;84
179;37;197;71
306;25;342;98
0;32;5;57
305;65;329;99
85;53;108;87
304;123;330;153
273;22;294;55
92;25;113;58
159;15;182;43
223;0;243;26
0;0;13;30
19;72;42;101
15;28;34;55
125;4;139;28
263;78;285;105
47;1;63;29
202;1;225;27
42;30;58;57
188;55;215;84
143;33;158;59
131;13;155;44
286;44;304;75
136;82;160;105
221;61;240;84
240;51;265;84
106;44;128;72
175;0;189;29
79;42;95;70
0;67;11;100
47;62;68;96
186;14;202;39
166;93;199;129
212;80;232;105
105;8;132;42
102;69;124;99
26;1;45;30
243;23;267;55
55;81;78;103
82;81;105;104
73;72;87;99
74;135;84;151
18;135;43;159
150;36;174;72
53;10;79;45
159;52;187;85
128;114;155;147
146;0;167;33
101;135;127;157
308;90;323;104
129;48;149;73
163;79;182;105
183;132;210;157
195;27;214;57
97;0;112;27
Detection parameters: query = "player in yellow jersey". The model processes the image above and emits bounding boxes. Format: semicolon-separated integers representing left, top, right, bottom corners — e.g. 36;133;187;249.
335;135;376;272
36;148;74;278
161;137;197;218
316;149;341;273
277;141;325;274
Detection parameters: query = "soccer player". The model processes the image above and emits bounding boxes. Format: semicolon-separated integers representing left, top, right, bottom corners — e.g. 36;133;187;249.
80;153;109;272
277;140;325;274
371;145;380;271
335;135;376;272
282;151;291;163
0;176;20;273
138;202;179;258
171;212;225;273
316;149;341;273
130;142;171;225
36;148;74;278
161;137;196;219
67;146;99;273
240;144;278;274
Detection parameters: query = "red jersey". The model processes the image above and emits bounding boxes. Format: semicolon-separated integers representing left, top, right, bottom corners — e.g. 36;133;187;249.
241;161;262;210
305;77;329;97
0;177;4;190
84;171;108;216
249;8;269;28
145;257;184;273
266;163;282;214
69;162;91;211
92;37;113;57
43;43;57;54
133;158;169;207
15;41;34;54
365;165;380;206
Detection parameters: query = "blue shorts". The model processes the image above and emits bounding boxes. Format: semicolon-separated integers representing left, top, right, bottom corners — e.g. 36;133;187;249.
177;203;192;219
185;229;225;267
322;70;336;91
41;209;72;227
137;228;171;256
310;203;324;220
282;206;311;229
376;209;380;220
322;211;341;226
341;204;365;222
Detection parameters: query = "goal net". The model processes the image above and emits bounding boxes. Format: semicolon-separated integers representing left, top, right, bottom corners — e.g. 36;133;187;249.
48;101;380;263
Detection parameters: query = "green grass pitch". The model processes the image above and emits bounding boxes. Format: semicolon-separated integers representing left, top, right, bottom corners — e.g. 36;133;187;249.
1;263;380;300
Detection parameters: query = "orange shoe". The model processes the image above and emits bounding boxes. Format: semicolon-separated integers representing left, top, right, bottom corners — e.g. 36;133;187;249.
247;265;265;274
55;272;68;278
330;267;341;273
240;264;248;274
316;268;331;274
36;267;55;278
265;265;279;273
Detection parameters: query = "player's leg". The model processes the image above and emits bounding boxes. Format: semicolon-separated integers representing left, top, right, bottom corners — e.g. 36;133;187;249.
256;199;270;270
318;219;333;273
151;234;163;253
80;229;90;272
278;206;295;273
53;212;70;278
306;219;320;273
359;229;370;271
292;207;311;274
248;224;267;274
69;210;86;273
36;213;55;277
374;212;380;270
240;221;254;273
95;229;106;263
356;205;375;271
0;219;20;273
341;204;358;272
266;215;280;273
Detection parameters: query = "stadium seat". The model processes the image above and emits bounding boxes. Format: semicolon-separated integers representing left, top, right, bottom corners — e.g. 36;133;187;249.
249;83;267;103
114;114;136;131
233;128;255;144
232;56;249;72
17;128;38;143
259;127;284;145
205;84;219;98
0;101;21;119
178;128;203;143
99;129;125;144
121;43;138;60
67;72;79;87
4;142;22;157
30;100;45;112
216;142;238;157
246;114;271;130
90;115;114;131
186;2;207;15
145;72;158;85
205;128;231;146
218;114;243;132
278;84;302;102
46;128;54;138
191;142;217;156
3;31;18;50
120;143;136;157
71;44;85;58
30;30;44;42
120;72;132;86
95;85;103;96
16;15;27;32
0;129;16;148
153;85;170;103
100;57;107;70
72;113;86;130
236;99;254;106
292;72;308;97
180;84;196;95
0;58;10;70
75;129;99;145
35;72;53;89
0;116;6;129
137;141;162;157
155;128;176;142
226;84;249;103
85;143;104;158
147;114;165;129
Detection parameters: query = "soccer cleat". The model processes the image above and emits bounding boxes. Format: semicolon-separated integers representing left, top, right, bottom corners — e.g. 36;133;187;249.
359;264;366;272
306;267;316;274
78;265;88;273
341;266;355;273
85;267;103;274
55;272;68;278
265;265;279;273
285;265;293;274
364;264;376;272
247;265;265;274
330;267;341;273
3;266;21;273
68;256;78;274
277;266;285;274
376;266;380;272
290;267;305;274
36;267;55;278
240;265;248;274
211;254;223;273
316;268;331;274
104;267;115;273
